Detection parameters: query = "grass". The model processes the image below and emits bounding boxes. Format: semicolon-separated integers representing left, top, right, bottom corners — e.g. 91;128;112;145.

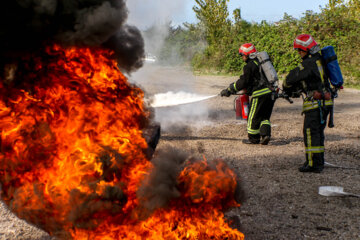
344;84;360;90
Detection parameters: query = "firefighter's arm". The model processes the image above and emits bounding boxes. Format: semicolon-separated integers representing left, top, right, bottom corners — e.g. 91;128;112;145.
284;63;311;87
283;67;299;90
282;67;304;97
220;79;246;97
228;64;250;93
220;80;242;97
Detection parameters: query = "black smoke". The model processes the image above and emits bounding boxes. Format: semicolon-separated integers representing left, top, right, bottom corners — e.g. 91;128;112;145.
136;145;246;218
136;146;187;217
0;0;144;73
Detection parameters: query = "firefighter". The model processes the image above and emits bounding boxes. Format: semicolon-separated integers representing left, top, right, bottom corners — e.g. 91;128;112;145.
283;34;333;173
220;43;275;145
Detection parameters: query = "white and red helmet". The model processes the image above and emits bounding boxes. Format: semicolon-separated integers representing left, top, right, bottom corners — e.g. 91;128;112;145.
293;34;318;51
239;43;256;56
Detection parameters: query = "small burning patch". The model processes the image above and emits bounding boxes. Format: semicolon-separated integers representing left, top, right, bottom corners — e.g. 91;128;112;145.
0;46;244;239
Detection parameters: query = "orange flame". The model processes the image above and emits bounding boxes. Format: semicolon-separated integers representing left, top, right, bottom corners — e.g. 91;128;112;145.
0;45;244;239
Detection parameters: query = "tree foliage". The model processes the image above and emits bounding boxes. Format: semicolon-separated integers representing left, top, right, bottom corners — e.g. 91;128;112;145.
193;0;231;44
160;2;360;85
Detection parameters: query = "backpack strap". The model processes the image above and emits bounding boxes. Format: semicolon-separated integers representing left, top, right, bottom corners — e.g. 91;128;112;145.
324;55;337;65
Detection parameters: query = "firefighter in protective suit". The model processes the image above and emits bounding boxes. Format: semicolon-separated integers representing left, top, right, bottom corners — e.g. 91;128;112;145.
283;34;333;173
220;43;275;145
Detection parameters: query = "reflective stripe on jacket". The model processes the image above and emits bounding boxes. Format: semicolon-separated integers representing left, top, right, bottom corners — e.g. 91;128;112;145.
302;99;333;112
252;87;272;97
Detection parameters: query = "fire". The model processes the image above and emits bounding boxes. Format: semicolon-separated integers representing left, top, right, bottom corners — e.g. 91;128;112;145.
0;45;244;239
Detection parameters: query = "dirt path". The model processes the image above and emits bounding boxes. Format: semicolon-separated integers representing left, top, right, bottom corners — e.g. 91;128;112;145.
135;65;360;240
1;65;359;239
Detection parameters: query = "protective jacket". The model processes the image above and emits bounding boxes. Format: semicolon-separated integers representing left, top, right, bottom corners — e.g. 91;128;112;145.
228;58;272;97
284;52;333;111
284;51;333;170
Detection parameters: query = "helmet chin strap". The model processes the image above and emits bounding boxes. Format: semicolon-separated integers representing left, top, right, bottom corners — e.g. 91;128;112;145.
310;45;321;55
249;52;257;59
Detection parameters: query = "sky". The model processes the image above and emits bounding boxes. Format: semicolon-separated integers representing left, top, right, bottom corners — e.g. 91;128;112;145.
127;0;330;29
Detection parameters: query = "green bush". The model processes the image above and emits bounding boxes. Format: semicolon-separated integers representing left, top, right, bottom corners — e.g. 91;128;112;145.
160;3;360;86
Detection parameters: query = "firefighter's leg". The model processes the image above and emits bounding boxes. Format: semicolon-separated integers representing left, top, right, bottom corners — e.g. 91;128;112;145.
300;110;324;172
259;120;271;137
246;97;260;143
301;117;309;168
259;93;275;140
319;107;330;165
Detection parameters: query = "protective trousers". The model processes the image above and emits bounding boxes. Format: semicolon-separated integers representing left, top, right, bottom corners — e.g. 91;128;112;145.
303;108;329;168
247;93;275;142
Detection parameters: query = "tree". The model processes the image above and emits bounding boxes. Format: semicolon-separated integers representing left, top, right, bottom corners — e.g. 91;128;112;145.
328;0;360;20
193;0;231;44
328;0;344;9
233;8;241;23
347;0;360;20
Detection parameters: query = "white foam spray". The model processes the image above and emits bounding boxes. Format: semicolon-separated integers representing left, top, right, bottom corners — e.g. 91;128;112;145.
150;91;217;108
130;66;219;131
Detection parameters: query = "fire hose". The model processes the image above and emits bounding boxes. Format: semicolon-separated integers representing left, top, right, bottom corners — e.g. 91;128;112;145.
324;162;360;170
232;90;294;104
327;88;339;128
275;91;293;104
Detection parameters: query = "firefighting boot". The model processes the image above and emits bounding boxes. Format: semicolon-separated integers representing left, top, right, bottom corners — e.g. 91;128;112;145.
298;160;324;173
260;136;271;145
298;165;323;173
242;139;260;144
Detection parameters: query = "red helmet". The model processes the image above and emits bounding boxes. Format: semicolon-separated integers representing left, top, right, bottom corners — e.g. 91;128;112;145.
293;34;318;51
239;43;256;56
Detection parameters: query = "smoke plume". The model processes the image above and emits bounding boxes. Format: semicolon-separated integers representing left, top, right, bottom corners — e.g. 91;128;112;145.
0;0;144;73
126;0;186;29
137;146;188;215
127;0;188;58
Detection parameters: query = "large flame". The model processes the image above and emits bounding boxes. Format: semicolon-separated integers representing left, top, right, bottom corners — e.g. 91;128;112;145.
0;45;244;239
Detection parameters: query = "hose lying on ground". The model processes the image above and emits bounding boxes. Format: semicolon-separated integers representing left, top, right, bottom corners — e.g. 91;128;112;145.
325;162;360;170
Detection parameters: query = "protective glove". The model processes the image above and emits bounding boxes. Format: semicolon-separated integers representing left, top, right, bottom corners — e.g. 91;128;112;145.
291;91;301;98
220;88;231;97
313;91;322;100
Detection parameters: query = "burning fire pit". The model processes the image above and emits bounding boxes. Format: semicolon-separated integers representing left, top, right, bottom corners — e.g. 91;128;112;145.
0;1;245;239
0;45;244;240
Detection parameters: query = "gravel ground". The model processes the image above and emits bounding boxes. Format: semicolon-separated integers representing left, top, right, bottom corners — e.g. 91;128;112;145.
1;65;359;240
